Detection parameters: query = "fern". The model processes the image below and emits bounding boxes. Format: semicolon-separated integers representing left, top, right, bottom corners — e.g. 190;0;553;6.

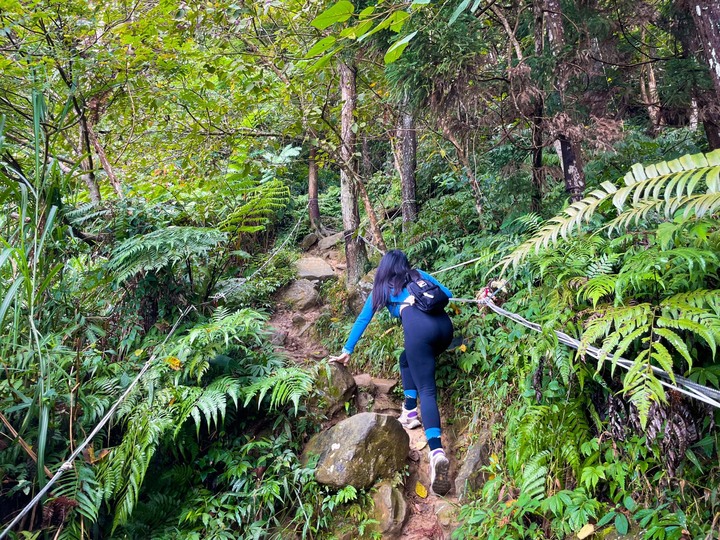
162;307;269;381
501;149;720;272
521;450;550;500
51;461;102;523
172;376;244;437
219;178;290;233
109;226;226;282
578;295;720;424
243;366;314;414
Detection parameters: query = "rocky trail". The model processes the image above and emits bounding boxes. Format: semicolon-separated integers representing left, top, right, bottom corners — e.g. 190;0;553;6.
266;235;475;539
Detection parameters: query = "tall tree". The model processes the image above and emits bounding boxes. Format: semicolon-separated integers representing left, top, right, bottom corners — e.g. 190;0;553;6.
689;0;720;97
398;99;418;230
544;0;586;201
685;0;720;148
339;62;368;286
308;146;323;232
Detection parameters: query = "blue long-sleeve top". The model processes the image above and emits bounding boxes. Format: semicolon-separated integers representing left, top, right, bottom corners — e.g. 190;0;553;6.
342;270;452;354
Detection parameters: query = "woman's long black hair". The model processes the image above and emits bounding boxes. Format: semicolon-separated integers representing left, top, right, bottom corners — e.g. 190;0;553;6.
371;250;420;312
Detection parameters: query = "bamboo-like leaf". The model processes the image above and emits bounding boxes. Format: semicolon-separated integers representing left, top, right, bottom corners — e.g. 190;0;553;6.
0;274;24;328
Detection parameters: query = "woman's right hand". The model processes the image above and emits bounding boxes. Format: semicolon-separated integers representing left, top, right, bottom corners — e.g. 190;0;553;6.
329;352;350;365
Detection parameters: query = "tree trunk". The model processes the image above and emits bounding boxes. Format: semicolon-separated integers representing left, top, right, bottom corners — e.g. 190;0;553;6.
399;104;417;231
339;62;367;287
308;146;322;232
545;0;586;200
58;159;101;205
558;134;585;202
74;125;102;204
689;0;720;98
531;99;545;213
361;136;372;179
86;119;123;198
639;30;663;134
703;116;720;149
355;175;387;253
531;0;545;213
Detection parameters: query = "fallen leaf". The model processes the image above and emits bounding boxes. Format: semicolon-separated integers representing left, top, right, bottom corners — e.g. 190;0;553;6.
165;356;182;370
415;481;428;498
577;523;595;539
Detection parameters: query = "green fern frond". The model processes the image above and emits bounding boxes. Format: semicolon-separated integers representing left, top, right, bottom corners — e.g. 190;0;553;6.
665;289;720;315
52;461;102;522
219;178;289;233
586;253;618;278
109;226;226;282
521;450;550;500
621;349;665;427
578;274;617;308
164;307;269;381
500;149;720;272
243;366;314;414
173;376;244;436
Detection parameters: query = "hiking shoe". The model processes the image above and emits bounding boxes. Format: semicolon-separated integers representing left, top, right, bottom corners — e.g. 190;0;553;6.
430;450;451;495
398;407;421;429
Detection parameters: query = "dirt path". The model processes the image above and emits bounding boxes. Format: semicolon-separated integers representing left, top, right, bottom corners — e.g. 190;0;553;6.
267;246;460;538
401;426;461;539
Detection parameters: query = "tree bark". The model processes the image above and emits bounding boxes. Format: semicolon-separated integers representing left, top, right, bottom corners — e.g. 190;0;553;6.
531;99;545;213
86;119;123;198
339;62;367;287
355;174;387;253
308;146;322;233
689;0;720;98
545;0;586;200
558;134;584;202
531;0;545;213
399;104;417;231
70;126;102;204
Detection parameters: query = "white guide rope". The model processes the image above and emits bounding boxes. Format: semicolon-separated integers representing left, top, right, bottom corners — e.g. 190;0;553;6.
454;296;720;409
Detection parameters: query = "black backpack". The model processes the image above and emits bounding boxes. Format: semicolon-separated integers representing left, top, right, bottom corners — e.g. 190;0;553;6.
405;277;450;313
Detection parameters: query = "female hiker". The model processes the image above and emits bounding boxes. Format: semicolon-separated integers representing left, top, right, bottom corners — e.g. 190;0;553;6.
330;250;454;495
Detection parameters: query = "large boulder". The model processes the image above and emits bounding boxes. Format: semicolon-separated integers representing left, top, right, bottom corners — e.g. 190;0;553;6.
312;362;357;417
296;257;336;282
277;279;320;311
303;412;409;489
369;480;408;538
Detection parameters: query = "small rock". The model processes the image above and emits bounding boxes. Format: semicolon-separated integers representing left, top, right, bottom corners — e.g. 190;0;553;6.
356;390;373;412
292;314;307;326
372;377;397;395
354;373;373;388
300;233;319;250
278;279;320;311
436;501;457;528
455;432;490;502
268;327;287;346
310;362;357;417
370;394;399;415
370;480;408;538
318;231;344;250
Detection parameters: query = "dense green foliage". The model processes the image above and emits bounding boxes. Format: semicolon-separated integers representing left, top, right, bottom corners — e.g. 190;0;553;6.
2;0;720;538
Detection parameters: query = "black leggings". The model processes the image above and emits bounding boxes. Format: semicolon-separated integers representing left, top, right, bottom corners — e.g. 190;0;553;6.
399;306;453;434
